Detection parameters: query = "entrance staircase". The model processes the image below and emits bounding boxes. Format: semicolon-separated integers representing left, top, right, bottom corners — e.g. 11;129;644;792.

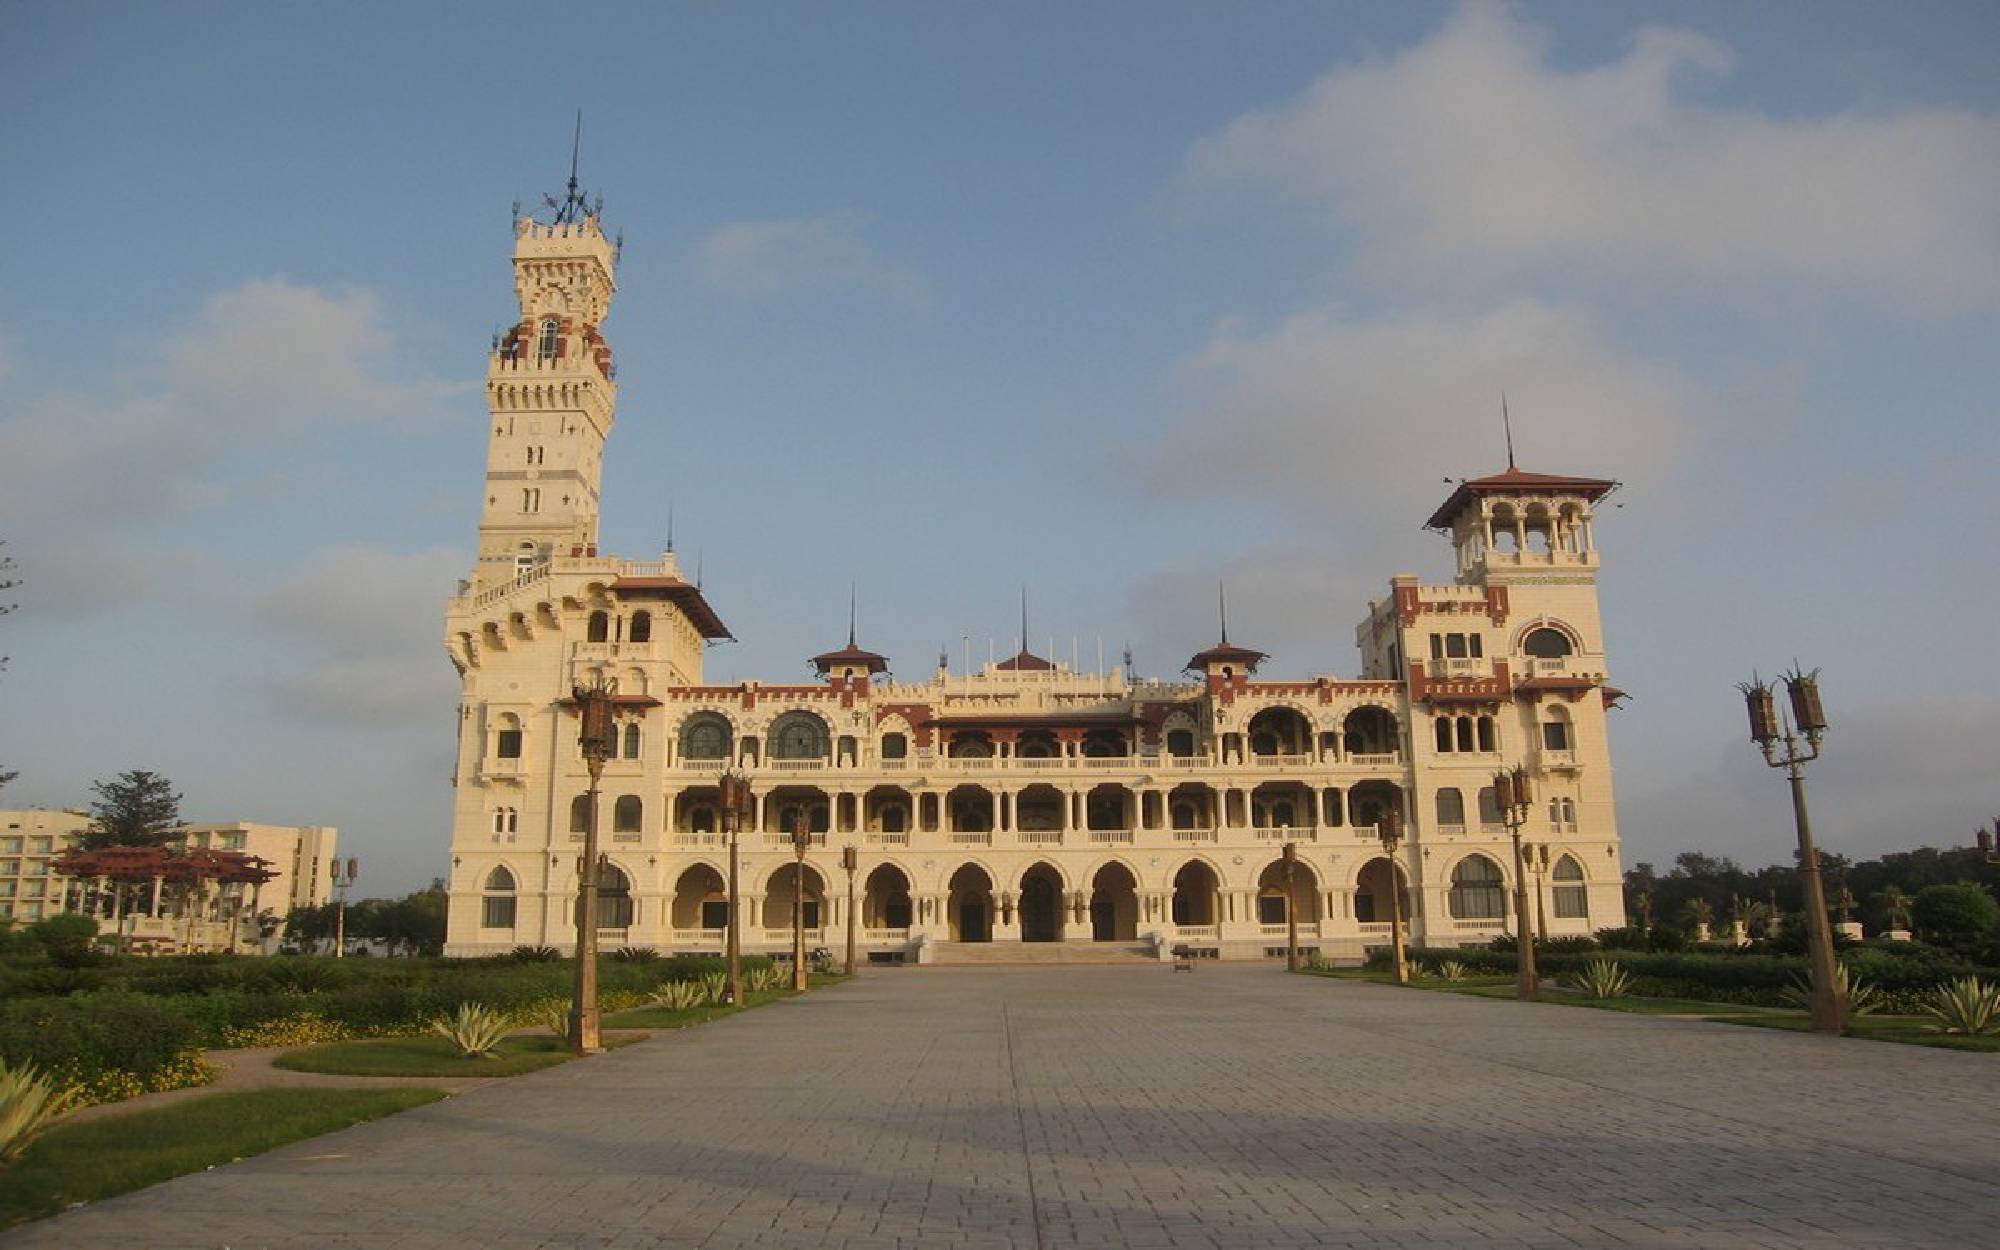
927;939;1158;966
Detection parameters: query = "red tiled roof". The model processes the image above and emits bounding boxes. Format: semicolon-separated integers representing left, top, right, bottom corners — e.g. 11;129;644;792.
994;649;1055;672
1184;642;1268;674
1426;467;1619;530
810;643;890;674
610;576;732;639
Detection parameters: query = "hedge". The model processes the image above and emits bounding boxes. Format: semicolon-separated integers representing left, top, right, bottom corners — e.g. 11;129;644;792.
0;993;213;1105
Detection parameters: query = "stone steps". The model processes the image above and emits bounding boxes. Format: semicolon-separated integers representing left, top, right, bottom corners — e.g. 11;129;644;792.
928;940;1157;965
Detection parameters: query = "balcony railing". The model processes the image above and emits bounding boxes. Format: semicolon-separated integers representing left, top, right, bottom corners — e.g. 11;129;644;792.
1252;753;1314;768
949;831;992;846
1174;925;1220;940
1018;830;1064;845
1172;828;1218;843
1087;829;1133;844
1346;752;1401;767
864;928;911;941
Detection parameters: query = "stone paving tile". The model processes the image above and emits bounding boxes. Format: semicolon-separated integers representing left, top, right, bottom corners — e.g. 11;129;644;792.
6;965;2000;1249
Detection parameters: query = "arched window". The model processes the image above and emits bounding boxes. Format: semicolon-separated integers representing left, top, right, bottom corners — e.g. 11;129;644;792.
1455;717;1474;752
1523;627;1573;658
1561;798;1576;825
494;714;522;760
948;732;992;759
680;715;731;761
514;543;537;578
1552;855;1588;918
537;317;560;360
1476;716;1496;752
1434;717;1453;753
1448;856;1506;919
769;712;830;760
613;796;642;833
1476;786;1501;825
879;805;906;834
481;867;517;929
628;611;652;643
1435;788;1465;826
569;794;590;833
880;732;908;760
621;722;641;760
594;864;634;928
587;611;609;643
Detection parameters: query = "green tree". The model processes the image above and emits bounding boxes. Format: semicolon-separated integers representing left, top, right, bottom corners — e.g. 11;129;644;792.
1910;882;2000;945
83;770;184;850
353;881;448;956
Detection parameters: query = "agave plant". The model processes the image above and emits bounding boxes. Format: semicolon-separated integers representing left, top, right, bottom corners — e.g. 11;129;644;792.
1567;957;1634;999
700;971;728;1004
1782;962;1882;1016
544;998;577;1044
429;1003;511;1059
0;1059;78;1165
1923;977;2000;1036
648;980;704;1011
1431;959;1469;982
747;965;782;993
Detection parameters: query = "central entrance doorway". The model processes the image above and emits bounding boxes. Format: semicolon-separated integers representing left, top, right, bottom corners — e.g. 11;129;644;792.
948;863;994;942
1019;863;1064;942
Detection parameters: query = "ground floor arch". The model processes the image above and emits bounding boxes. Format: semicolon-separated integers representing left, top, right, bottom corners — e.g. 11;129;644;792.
1256;857;1322;924
1089;861;1139;941
863;863;913;928
670;862;728;929
764;862;827;930
948;863;994;941
1353;857;1411;925
1018;861;1066;941
1171;859;1221;926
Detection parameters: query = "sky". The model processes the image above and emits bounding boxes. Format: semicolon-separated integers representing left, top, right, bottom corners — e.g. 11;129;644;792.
2;2;1997;896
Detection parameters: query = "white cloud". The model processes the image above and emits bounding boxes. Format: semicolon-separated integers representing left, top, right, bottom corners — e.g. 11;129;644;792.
1183;2;2000;306
253;543;467;727
1124;543;1384;680
0;279;461;613
693;214;928;303
1142;299;1703;525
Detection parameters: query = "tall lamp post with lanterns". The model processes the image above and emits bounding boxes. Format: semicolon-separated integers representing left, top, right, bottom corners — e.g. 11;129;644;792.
1375;811;1410;984
330;856;359;958
789;814;812;992
1281;841;1301;972
1528;842;1552;944
842;844;859;976
1976;817;2000;864
1739;667;1846;1035
718;769;753;1006
1494;765;1538;1001
568;680;617;1055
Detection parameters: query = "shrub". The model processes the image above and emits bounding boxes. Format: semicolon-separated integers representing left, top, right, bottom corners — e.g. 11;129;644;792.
1567;958;1634;999
1911;884;2000;945
1923;977;2000;1036
511;945;562;962
430;1004;511;1058
218;1013;358;1048
0;1059;79;1164
608;947;658;963
700;971;728;1005
1594;927;1648;950
1430;960;1469;982
28;914;101;968
0;993;201;1096
1543;936;1600;954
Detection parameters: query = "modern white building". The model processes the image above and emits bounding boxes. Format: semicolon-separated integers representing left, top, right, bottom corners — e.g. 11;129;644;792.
442;188;1628;962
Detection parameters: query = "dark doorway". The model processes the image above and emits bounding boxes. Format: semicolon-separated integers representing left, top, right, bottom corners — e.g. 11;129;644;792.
1020;865;1063;942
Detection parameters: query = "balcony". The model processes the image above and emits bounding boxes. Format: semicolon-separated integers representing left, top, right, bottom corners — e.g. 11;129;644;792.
1346;752;1401;768
1432;657;1486;677
1171;828;1218;844
1017;830;1064;846
1536;748;1580;773
1251;753;1314;768
1252;826;1317;843
479;757;526;784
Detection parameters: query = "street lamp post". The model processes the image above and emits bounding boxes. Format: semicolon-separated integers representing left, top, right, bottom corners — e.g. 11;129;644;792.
330;857;358;958
1974;817;1999;864
1282;841;1300;972
569;682;616;1055
842;844;859;976
1529;842;1551;945
718;769;753;1006
789;814;811;992
1739;668;1846;1035
1494;766;1538;1001
1376;810;1409;984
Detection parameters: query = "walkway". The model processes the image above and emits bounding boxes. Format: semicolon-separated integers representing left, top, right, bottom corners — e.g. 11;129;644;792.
10;965;2000;1248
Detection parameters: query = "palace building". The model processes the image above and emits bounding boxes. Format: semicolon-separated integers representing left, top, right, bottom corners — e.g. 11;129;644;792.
441;191;1629;962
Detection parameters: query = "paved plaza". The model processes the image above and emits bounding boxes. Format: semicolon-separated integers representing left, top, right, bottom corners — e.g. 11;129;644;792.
11;965;2000;1249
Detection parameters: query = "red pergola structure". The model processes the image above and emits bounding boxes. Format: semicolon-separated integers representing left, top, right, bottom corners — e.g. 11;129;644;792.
52;845;279;954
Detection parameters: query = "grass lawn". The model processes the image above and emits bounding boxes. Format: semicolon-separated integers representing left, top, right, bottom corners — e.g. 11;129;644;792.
0;1087;446;1231
1710;1012;2000;1053
275;1030;647;1077
1303;967;1782;1017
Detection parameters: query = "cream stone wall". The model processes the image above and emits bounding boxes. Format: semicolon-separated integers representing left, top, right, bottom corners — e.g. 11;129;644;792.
441;204;1629;962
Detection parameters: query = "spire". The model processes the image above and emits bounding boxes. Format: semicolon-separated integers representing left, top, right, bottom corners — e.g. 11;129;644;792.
1020;586;1029;655
665;502;675;553
545;110;600;225
1218;582;1230;645
847;582;858;648
1502;392;1517;469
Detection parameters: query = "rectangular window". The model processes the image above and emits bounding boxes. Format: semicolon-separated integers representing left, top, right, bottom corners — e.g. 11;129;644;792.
482;896;517;928
1469;635;1483;658
884;900;913;929
1554;885;1589;919
1445;634;1467;658
1429;634;1444;660
496;730;523;759
701;900;730;930
29;837;51;853
1543;722;1571;751
0;838;17;854
1257;895;1287;925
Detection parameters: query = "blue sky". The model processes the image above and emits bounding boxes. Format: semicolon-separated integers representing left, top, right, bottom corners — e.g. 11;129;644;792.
3;2;1997;896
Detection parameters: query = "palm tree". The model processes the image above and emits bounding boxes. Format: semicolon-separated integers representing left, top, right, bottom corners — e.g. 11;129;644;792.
1686;897;1715;941
1879;886;1913;934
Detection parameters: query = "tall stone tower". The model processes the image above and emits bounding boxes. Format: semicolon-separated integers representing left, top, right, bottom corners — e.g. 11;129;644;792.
473;206;620;593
